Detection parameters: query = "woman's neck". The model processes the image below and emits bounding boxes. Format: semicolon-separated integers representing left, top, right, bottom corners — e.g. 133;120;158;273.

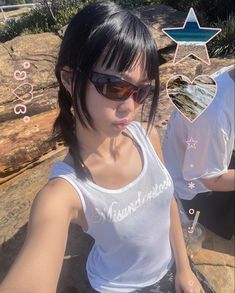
75;120;126;163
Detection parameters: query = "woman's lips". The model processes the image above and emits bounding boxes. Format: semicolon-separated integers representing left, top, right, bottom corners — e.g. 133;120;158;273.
112;122;129;129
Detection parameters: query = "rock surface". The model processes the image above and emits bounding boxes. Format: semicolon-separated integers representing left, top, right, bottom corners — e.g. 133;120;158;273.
137;4;185;54
0;109;60;182
193;249;235;293
0;32;59;106
0;33;60;178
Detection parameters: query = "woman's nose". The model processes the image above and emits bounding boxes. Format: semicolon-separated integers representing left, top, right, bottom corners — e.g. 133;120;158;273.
117;93;138;113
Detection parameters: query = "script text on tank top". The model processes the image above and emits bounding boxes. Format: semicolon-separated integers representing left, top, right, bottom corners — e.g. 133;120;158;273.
92;176;172;223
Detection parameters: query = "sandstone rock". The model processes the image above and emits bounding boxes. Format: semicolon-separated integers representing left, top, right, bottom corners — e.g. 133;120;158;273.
0;109;60;181
137;4;185;52
193;249;235;293
0;33;61;178
0;33;60;106
0;147;67;246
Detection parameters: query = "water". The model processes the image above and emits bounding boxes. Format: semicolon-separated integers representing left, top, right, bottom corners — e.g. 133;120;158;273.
165;22;218;42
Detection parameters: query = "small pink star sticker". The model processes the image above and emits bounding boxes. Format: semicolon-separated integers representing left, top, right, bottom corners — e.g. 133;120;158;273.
186;137;198;149
188;182;196;189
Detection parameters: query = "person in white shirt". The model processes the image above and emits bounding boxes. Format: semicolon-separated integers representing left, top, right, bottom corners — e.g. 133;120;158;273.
163;65;235;239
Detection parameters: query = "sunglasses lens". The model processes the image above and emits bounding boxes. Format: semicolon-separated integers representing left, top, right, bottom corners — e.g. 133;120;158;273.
94;77;134;100
90;72;151;104
134;86;151;104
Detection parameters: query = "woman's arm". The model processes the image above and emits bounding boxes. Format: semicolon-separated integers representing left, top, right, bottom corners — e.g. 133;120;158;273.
0;179;81;293
170;197;205;292
169;197;190;271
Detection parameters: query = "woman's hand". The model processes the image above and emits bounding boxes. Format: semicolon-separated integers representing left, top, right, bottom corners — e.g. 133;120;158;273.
175;268;205;293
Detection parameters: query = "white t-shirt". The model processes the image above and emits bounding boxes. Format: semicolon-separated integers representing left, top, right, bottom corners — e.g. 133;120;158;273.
163;65;235;200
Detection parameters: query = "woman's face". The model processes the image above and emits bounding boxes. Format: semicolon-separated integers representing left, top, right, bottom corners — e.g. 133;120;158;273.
85;54;150;138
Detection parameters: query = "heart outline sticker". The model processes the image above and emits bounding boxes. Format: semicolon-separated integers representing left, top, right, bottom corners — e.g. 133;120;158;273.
12;83;34;103
166;75;217;122
12;83;43;103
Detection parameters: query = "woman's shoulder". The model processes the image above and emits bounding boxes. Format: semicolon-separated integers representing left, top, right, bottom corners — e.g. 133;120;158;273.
128;121;164;164
143;123;165;164
40;177;83;225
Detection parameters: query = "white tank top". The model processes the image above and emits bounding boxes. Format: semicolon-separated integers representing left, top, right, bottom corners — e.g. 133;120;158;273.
48;121;174;293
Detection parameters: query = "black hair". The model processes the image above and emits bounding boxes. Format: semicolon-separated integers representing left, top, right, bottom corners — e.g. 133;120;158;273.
52;1;160;180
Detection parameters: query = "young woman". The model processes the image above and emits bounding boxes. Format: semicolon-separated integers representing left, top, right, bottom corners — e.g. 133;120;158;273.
0;2;215;293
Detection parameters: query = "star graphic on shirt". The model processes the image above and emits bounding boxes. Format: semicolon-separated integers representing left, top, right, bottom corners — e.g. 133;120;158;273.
186;137;198;149
188;182;196;189
162;8;221;65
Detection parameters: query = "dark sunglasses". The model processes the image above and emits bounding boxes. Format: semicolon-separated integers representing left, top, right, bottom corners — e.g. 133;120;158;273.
89;71;152;104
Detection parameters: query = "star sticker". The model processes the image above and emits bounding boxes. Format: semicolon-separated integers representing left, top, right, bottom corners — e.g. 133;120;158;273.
188;182;196;189
162;8;221;65
190;164;194;168
186;137;198;149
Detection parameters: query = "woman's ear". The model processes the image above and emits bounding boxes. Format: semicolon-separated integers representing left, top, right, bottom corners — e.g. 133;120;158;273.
60;66;73;95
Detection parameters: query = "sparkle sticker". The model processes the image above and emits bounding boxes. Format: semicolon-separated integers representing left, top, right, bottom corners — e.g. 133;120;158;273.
188;182;196;189
189;208;195;215
186;137;198;149
162;8;221;65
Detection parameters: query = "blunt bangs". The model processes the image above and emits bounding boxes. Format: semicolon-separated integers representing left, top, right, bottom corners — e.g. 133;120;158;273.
85;11;158;80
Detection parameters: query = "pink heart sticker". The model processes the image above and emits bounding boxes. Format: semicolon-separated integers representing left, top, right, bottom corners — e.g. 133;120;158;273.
12;83;34;103
166;75;217;122
14;70;27;81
